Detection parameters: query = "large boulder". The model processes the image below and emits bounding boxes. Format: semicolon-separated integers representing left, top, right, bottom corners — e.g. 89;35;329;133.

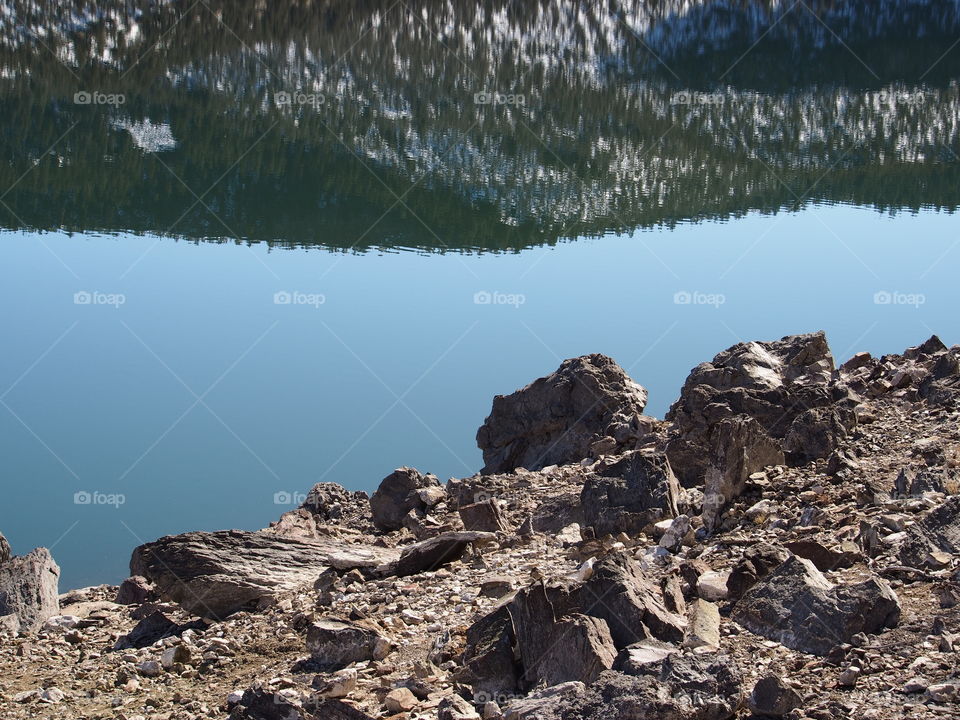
732;556;900;656
456;604;522;703
581;450;682;537
0;547;60;633
392;531;496;577
0;531;10;564
370;467;442;532
512;654;742;720
477;354;651;474
899;495;960;568
130;530;400;618
306;618;391;669
666;332;855;498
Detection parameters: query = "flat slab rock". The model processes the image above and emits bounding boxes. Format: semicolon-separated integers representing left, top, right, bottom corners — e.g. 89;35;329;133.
130;530;400;618
732;556;900;656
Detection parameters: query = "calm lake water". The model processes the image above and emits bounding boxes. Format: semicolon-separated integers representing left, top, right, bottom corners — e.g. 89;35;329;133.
1;0;959;589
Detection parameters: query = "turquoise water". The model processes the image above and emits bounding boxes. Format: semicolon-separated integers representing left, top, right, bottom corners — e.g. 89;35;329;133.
2;204;957;588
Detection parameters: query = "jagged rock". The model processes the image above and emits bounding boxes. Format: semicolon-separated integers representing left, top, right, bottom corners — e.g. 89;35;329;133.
438;694;481;720
0;547;60;633
667;332;854;492
301;482;371;524
660;515;692;552
130;530;400;618
477;354;651;473
683;599;721;651
115;575;156;605
370;467;442;532
0;531;10;564
783;406;857;464
456;604;522;702
509;583;616;687
732;556;900;656
459;500;510;533
571;552;687;647
726;543;789;601
502;682;586;720
612;640;678;674
114;610;205;650
785;540;858;572
696;571;729;602
748;675;802;717
899;495;960;568
542;654;742;720
306;618;391;669
384;687;419;713
446;474;514;509
392;531;496;577
312;668;358;699
581;451;682;537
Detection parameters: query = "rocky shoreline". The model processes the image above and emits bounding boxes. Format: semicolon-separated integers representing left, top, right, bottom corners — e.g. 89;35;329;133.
2;331;960;719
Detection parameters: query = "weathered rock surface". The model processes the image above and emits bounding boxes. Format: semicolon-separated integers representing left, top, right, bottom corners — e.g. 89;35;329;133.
115;575;156;605
306;618;391;669
370;467;443;532
748;675;802;717
666;332;854;496
0;547;60;633
0;531;10;564
392;531;495;577
899;495;960;568
726;543;788;601
458;499;510;533
477;354;651;473
130;530;400;617
732;556;901;656
581;450;682;537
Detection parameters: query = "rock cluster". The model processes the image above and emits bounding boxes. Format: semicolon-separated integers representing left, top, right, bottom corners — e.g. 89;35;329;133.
2;331;960;720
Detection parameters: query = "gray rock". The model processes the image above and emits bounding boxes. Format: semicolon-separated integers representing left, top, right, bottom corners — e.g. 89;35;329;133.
543;654;742;720
683;599;721;651
392;531;496;577
571;551;687;647
612;640;677;674
783;406;856;464
748;675;802;717
508;583;616;687
726;543;789;601
477;354;650;474
899;495;960;568
459;500;510;533
581;450;682;537
0;531;10;564
370;467;442;532
115;575;156;605
438;694;481;720
306;618;391;669
502;682;586;720
667;332;853;490
0;547;60;632
130;530;400;618
456;604;522;702
732;556;900;656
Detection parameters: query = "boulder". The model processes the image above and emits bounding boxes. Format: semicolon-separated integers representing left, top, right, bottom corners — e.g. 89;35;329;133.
438;694;481;720
384;687;418;713
612;640;677;674
502;682;586;720
0;547;60;633
571;552;687;647
392;531;496;577
130;530;400;618
459;500;510;533
508;583;616;687
456;604;522;702
0;531;10;564
370;467;442;532
726;543;789;601
732;556;900;656
540;654;742;720
683;599;721;651
782;406;856;464
748;676;802;717
115;575;156;605
581;451;682;537
666;332;854;490
477;354;651;473
784;540;858;572
306;618;391;669
899;495;960;568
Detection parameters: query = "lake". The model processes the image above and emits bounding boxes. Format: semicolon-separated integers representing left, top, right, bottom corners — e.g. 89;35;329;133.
1;0;958;590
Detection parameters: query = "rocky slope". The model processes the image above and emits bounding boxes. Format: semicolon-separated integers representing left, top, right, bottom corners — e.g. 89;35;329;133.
2;332;960;719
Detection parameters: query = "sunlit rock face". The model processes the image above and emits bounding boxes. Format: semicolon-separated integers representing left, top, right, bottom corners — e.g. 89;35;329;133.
2;0;959;248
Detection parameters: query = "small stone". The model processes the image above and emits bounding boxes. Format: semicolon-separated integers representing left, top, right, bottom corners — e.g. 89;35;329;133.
136;660;163;677
312;668;358;698
384;687;418;713
39;687;65;704
904;677;929;693
837;666;861;687
160;644;191;669
697;571;729;601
